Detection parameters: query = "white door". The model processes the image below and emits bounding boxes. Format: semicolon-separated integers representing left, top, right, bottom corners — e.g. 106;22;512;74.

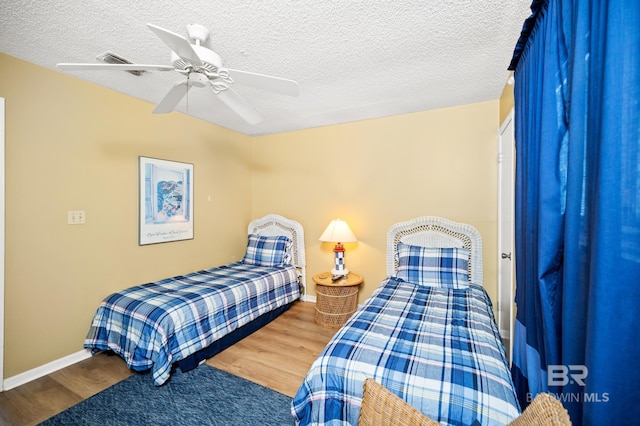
498;109;515;362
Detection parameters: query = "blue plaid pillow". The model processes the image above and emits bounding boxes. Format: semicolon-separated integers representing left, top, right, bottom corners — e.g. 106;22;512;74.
396;243;470;288
241;234;292;267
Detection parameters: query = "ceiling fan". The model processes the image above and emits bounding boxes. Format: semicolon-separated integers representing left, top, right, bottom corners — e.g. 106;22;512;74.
57;23;300;124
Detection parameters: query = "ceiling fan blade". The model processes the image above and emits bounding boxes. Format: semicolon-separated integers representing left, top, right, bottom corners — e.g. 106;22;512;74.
147;23;202;66
216;87;264;124
226;69;299;97
57;63;175;72
153;81;190;114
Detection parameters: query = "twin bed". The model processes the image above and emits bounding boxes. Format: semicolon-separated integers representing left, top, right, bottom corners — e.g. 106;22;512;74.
85;214;520;425
84;214;306;386
292;216;521;425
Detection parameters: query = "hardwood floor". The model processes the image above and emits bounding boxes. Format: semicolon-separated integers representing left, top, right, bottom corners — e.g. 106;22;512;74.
0;301;337;426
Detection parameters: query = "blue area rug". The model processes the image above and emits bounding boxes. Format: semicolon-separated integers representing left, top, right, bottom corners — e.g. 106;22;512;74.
39;365;294;425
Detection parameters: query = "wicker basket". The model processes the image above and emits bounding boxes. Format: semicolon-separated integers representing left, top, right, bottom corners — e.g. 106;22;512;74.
508;393;572;425
359;378;439;426
358;378;572;426
314;284;359;328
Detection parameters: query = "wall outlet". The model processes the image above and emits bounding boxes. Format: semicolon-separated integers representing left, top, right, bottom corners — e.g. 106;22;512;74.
68;210;85;225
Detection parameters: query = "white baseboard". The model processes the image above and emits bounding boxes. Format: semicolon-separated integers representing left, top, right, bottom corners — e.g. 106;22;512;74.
3;349;92;391
2;300;320;391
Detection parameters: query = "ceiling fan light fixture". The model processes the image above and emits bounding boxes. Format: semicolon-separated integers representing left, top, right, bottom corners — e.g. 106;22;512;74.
188;72;209;88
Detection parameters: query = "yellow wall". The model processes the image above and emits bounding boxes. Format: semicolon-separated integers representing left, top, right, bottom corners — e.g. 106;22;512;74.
500;72;515;123
1;52;505;380
0;54;252;377
253;101;501;305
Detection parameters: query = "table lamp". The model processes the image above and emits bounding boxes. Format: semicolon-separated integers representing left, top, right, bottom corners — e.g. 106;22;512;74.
319;218;358;277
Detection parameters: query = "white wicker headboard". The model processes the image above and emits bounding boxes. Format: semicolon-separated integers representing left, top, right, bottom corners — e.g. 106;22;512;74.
248;214;307;295
386;216;483;286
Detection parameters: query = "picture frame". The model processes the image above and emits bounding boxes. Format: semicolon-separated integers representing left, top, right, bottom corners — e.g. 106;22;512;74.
139;156;194;245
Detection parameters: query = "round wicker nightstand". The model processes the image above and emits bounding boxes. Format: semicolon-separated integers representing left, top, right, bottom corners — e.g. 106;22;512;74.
313;272;363;328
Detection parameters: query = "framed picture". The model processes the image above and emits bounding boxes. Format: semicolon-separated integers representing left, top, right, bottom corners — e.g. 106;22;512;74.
139;156;194;245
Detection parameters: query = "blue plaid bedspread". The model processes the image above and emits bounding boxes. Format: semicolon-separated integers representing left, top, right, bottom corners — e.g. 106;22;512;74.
292;277;520;425
85;262;300;385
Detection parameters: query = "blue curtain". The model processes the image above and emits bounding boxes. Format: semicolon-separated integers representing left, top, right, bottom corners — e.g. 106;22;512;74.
510;0;640;424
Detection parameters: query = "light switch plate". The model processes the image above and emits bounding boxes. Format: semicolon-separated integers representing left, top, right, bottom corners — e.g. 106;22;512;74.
68;210;85;225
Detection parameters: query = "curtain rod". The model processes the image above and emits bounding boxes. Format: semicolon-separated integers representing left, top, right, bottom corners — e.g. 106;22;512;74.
507;0;549;71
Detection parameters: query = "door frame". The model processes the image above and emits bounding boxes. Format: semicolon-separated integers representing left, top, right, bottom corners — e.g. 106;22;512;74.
498;108;515;362
0;97;5;390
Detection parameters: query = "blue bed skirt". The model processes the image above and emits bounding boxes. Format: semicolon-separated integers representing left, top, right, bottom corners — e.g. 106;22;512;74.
174;301;294;373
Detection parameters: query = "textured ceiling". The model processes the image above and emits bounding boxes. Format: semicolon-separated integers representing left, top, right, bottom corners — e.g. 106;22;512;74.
1;1;531;136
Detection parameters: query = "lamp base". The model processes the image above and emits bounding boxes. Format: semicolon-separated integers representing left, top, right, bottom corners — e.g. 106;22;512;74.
331;268;349;279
